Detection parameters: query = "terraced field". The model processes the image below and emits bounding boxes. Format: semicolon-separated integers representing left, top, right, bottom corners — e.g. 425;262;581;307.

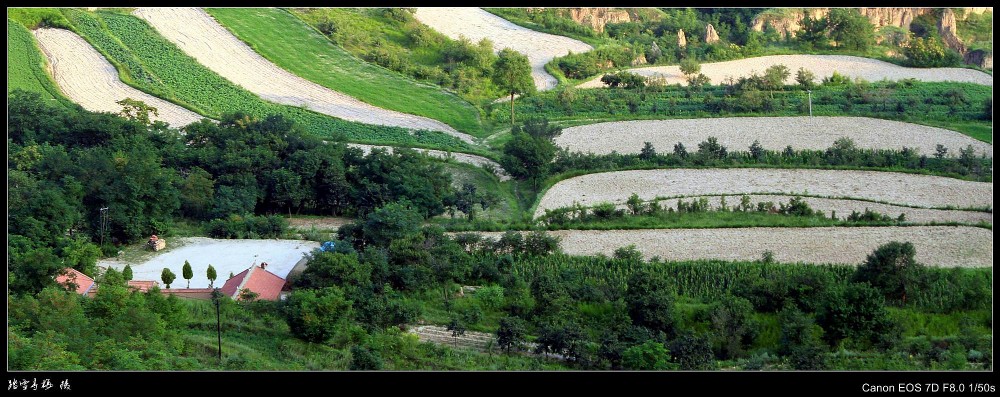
578;55;994;88
413;7;593;91
134;7;473;142
478;226;993;267
616;195;992;225
556;117;993;158
32;28;204;127
535;169;993;217
7;19;66;102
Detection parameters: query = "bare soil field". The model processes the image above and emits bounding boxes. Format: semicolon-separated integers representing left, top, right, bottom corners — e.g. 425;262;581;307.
347;143;510;180
535;169;992;217
477;226;993;267
287;217;354;232
578;55;993;88
555;117;993;157
629;195;992;225
413;7;593;91
98;237;320;289
134;7;471;142
32;28;204;127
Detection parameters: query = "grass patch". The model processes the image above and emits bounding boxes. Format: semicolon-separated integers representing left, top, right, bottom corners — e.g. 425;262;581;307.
6;19;74;106
206;8;484;137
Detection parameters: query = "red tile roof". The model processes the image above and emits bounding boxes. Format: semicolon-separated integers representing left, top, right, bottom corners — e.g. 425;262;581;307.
127;280;159;293
220;265;286;301
55;268;96;295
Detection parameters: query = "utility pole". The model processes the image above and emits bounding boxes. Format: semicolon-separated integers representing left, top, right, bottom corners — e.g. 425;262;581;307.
211;288;223;362
99;207;109;247
807;90;813;117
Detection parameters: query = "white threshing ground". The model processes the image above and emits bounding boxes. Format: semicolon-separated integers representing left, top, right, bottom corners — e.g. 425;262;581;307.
133;7;473;143
99;238;320;289
346;143;510;181
556;117;993;158
413;7;593;91
32;28;204;127
616;195;992;225
535;169;992;218
578;54;993;88
478;226;992;268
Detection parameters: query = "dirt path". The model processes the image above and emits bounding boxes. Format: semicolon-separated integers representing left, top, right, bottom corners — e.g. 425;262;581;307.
477;226;993;267
32;28;204;127
134;7;473;142
413;7;593;91
578;54;993;88
556;117;992;157
347;143;509;181
536;169;992;217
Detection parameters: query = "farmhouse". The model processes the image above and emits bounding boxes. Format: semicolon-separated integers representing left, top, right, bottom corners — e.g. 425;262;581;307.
55;268;97;296
219;263;288;301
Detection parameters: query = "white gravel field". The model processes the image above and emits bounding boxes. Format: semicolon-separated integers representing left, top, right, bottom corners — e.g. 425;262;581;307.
535;169;992;217
32;28;204;127
413;7;593;91
623;195;992;225
578;55;993;88
477;226;993;267
556;117;992;158
134;7;471;142
99;237;320;289
347;143;509;180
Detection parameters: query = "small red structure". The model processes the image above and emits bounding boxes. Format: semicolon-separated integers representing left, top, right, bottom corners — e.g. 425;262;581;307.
220;264;286;301
147;234;166;251
55;268;96;296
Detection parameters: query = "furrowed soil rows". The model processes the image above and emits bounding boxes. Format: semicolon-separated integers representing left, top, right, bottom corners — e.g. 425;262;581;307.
347;143;510;181
578;55;993;88
477;226;993;267
32;28;203;127
536;169;992;217
556;117;993;158
413;7;593;91
134;7;472;142
620;194;992;225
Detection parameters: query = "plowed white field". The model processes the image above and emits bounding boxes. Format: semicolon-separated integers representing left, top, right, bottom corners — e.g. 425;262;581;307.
32;28;203;127
578;55;993;88
413;7;592;91
535;169;992;217
556;117;992;158
134;7;471;142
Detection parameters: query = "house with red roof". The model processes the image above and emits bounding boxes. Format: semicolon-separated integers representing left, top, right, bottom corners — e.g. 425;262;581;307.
55;268;96;296
220;263;287;301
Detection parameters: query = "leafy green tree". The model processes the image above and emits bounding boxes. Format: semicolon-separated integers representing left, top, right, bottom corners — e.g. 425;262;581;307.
749;140;765;160
161;268;176;289
500;120;560;186
446;316;467;347
669;332;715;370
622;340;675;370
710;295;758;359
496;316;527;353
353;202;424;249
797;14;828;50
180;167;214;219
206;264;217;288
852;241;922;304
492;48;535;126
826;8;874;52
795;67;816;90
182;260;193;289
815;282;893;348
639;142;657;161
778;304;827;369
294;251;372;294
448;183;498;221
625;269;676;336
349;345;383;370
763;64;790;93
902;37;961;67
283;286;353;343
122;265;133;282
679;58;700;76
116;98;158;126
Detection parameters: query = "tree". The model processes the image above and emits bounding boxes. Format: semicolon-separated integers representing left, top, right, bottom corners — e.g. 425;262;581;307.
826;8;874;52
778;304;827;369
795;67;816;90
496;316;527;353
180;167;215;219
679;58;701;76
763;64;790;94
622;340;674;370
116;98;159;126
347;202;423;249
902;37;961;68
283;286;353;343
625;269;676;336
206;264;217;288
446;316;467;347
160;268;176;289
710;295;758;359
500;119;560;186
797;14;828;50
639;142;657;160
294;251;371;294
182;260;193;289
673;142;688;158
852;241;922;304
122;265;133;282
492;48;535;127
349;345;383;370
669;332;715;370
815;283;893;348
448;183;498;221
749;140;765;160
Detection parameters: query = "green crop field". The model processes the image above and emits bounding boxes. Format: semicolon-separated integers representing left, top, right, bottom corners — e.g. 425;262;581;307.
206;8;484;137
6;19;72;105
57;9;477;153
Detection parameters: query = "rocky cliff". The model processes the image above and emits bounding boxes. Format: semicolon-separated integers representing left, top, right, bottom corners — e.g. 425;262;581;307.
563;8;631;33
705;24;720;43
